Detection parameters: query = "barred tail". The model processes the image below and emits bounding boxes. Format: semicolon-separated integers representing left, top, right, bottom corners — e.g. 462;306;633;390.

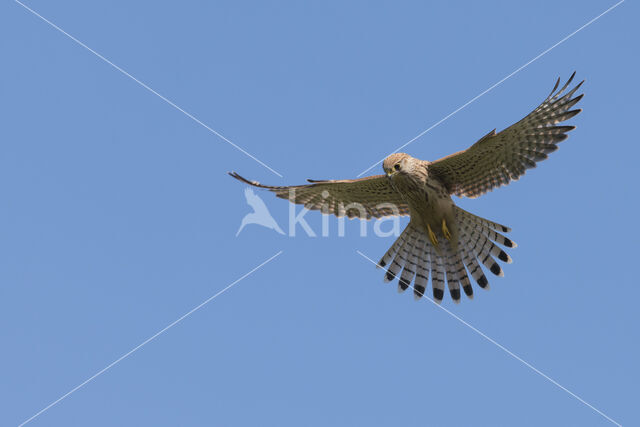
377;207;516;304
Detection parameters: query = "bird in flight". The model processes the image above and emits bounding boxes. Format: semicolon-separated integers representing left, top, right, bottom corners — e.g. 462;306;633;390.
230;73;583;304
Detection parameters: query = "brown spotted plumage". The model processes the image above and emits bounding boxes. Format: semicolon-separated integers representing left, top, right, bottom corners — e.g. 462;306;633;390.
430;72;583;198
230;74;583;304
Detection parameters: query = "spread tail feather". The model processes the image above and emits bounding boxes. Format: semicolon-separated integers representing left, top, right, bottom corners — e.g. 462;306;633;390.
377;206;516;303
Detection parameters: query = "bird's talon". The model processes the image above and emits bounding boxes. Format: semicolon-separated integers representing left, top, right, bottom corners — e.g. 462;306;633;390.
427;223;439;247
442;218;452;240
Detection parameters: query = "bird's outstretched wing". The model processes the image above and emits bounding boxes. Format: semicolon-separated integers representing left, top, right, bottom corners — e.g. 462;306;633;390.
429;72;584;199
229;172;410;219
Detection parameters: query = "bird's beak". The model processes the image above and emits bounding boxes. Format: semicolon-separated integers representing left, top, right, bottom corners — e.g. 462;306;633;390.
385;170;392;178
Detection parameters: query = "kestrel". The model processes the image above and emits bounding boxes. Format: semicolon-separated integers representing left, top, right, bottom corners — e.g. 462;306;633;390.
230;73;583;303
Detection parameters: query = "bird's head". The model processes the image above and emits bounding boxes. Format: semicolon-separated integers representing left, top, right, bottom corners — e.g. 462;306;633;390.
382;152;413;178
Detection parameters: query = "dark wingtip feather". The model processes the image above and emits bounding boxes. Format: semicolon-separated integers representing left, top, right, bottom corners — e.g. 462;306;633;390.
550;77;561;96
433;288;444;302
229;171;257;186
571;92;585;104
385;271;396;282
558;72;576;94
399;277;410;291
377;259;386;268
450;288;461;302
503;237;514;248
498;250;509;262
414;285;426;299
562;109;582;122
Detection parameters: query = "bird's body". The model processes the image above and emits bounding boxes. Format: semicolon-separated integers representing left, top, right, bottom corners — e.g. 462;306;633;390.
384;153;458;254
230;73;584;304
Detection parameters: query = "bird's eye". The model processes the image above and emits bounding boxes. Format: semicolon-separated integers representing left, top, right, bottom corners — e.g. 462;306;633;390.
394;164;400;171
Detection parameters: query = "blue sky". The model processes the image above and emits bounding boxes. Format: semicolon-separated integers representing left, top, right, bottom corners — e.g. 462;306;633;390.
1;1;638;426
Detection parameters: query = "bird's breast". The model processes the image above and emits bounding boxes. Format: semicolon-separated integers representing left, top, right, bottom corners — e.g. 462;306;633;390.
405;180;455;231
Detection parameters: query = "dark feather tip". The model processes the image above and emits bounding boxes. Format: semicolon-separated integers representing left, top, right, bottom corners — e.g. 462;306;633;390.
385;271;396;282
498;250;509;262
477;275;488;288
433;288;444;301
550;77;561;95
463;284;473;296
399;277;410;290
490;263;502;276
228;172;254;186
450;288;461;301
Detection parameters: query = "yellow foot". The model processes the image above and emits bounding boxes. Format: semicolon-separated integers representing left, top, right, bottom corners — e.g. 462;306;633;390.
427;223;439;248
442;218;452;240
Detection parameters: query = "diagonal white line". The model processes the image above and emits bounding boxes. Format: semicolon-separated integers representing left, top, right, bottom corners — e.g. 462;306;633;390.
18;251;283;427
14;0;283;178
356;0;625;177
356;250;622;427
